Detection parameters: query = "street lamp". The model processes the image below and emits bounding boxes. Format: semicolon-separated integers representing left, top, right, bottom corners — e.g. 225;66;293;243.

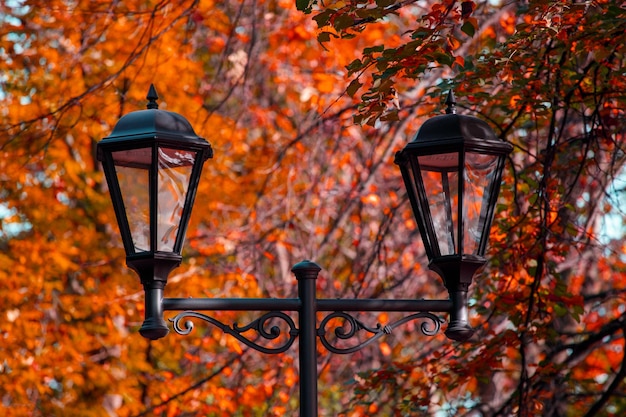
97;86;512;416
394;90;513;341
96;85;213;339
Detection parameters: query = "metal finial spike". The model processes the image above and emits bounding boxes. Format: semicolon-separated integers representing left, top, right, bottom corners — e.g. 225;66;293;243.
445;90;456;114
147;84;159;109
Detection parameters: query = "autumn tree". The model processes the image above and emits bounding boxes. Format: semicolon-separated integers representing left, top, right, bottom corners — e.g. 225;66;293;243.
0;0;625;416
295;0;626;415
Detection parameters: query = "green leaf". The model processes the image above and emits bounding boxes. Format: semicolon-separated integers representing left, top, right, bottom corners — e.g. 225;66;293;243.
412;29;431;39
363;45;384;54
313;10;333;27
346;79;363;97
296;0;314;13
553;304;568;318
461;20;476;37
565;222;579;237
346;58;363;74
571;305;584;323
333;14;354;31
356;8;383;20
432;51;453;66
317;32;338;49
380;66;399;79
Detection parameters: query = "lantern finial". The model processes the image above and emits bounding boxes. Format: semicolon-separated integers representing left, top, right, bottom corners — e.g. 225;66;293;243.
445;90;456;114
147;84;159;109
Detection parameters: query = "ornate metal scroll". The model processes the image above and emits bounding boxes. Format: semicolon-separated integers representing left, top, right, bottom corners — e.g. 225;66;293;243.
317;312;445;354
169;311;298;354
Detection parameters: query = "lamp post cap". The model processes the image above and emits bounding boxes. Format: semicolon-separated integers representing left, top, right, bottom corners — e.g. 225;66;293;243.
291;260;322;274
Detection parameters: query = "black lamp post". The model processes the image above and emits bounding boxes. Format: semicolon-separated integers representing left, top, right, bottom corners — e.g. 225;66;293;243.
97;86;511;416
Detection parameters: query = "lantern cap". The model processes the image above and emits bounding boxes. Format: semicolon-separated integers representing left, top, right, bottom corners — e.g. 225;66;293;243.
104;109;202;141
98;85;213;160
412;113;498;144
400;91;511;153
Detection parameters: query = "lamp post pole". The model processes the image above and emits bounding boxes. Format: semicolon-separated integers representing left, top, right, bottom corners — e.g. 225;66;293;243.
96;85;512;416
293;260;321;417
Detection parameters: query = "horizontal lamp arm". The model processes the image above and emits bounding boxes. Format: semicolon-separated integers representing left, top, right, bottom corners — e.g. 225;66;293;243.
318;298;452;312
162;297;452;313
163;297;300;311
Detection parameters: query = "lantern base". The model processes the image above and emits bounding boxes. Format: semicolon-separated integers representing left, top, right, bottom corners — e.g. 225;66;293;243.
430;257;485;343
445;322;475;342
140;316;170;340
428;254;486;290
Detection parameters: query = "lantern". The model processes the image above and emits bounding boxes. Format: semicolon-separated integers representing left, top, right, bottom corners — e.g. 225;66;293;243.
395;91;512;340
97;85;212;339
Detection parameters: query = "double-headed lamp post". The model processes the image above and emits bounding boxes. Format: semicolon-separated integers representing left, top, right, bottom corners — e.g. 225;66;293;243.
96;85;512;416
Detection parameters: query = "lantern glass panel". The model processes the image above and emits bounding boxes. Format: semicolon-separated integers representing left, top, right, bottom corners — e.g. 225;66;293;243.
112;148;151;253
157;148;196;252
417;152;459;256
463;152;499;255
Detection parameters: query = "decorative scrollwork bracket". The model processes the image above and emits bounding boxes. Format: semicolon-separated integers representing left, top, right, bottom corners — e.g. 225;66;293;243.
317;311;445;355
169;311;298;355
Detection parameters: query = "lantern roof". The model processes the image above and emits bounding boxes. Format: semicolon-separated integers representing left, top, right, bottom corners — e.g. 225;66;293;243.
107;109;200;140
102;85;211;151
413;113;498;143
407;91;511;153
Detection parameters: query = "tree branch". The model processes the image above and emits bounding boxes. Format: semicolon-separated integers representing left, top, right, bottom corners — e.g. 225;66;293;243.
582;322;626;417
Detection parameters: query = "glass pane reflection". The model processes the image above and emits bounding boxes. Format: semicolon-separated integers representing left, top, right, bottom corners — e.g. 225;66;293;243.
463;152;498;255
113;149;151;252
157;148;196;252
418;152;459;256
